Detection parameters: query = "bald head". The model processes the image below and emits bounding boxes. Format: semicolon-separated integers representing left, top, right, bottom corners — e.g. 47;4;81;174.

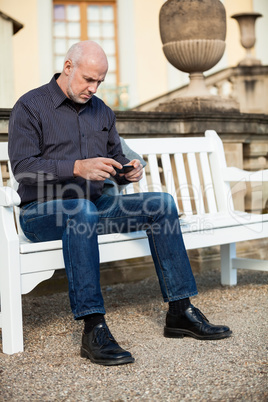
57;41;108;104
57;40;108;104
64;40;108;72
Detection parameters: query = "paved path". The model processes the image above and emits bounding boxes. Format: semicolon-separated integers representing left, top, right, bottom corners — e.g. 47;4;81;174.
1;268;267;401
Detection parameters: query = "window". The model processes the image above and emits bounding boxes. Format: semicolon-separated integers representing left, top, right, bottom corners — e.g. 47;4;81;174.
53;1;118;86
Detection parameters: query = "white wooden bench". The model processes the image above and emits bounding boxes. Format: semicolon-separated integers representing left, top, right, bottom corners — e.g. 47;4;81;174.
0;130;267;355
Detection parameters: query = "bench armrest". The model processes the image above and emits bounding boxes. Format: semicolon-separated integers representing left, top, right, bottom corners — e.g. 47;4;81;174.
222;167;268;182
0;186;21;207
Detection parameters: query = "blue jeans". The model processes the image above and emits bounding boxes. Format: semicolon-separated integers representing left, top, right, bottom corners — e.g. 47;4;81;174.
20;193;198;319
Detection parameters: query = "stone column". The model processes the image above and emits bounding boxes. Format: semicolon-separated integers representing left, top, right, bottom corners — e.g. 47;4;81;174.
0;14;14;108
0;12;23;108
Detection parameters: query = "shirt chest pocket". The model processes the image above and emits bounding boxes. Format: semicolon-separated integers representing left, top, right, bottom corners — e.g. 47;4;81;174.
93;130;109;157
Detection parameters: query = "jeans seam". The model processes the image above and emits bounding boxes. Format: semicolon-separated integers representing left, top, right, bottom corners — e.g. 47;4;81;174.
150;229;171;300
65;215;78;316
23;212;65;224
99;213;155;221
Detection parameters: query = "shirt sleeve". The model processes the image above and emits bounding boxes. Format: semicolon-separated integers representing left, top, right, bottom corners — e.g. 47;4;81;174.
8;100;75;186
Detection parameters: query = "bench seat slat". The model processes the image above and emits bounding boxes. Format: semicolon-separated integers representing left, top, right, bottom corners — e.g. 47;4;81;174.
18;213;268;280
19;231;148;254
183;220;268;250
181;211;268;232
19;212;268;255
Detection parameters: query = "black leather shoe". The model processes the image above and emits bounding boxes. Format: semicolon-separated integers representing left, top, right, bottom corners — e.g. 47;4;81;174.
164;305;232;340
81;322;135;366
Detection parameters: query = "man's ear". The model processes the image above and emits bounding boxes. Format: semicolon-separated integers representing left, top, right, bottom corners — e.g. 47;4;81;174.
63;59;72;76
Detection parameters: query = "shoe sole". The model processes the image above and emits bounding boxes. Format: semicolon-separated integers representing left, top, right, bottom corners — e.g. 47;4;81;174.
80;347;135;366
164;327;232;340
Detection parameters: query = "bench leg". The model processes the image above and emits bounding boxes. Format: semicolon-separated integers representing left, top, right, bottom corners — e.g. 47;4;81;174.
220;243;237;286
0;208;24;354
0;244;24;354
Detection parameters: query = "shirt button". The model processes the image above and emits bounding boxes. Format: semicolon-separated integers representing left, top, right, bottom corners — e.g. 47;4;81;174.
84;156;87;159
82;134;85;137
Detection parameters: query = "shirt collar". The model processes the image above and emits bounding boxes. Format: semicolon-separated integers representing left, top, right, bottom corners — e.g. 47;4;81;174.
48;74;68;108
48;74;93;111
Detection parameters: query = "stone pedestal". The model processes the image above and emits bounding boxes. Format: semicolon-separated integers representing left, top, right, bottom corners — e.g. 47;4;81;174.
155;95;240;114
233;66;268;114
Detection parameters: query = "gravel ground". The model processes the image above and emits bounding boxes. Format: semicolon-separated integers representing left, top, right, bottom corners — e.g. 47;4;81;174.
1;267;267;401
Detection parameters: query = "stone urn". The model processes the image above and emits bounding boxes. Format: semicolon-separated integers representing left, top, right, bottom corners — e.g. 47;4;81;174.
157;0;239;112
159;0;226;97
231;12;262;66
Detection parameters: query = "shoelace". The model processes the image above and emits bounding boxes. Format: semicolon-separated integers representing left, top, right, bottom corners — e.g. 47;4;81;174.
94;326;116;347
191;306;209;323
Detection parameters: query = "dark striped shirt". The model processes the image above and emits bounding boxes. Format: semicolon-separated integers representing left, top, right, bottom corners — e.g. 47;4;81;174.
8;75;129;205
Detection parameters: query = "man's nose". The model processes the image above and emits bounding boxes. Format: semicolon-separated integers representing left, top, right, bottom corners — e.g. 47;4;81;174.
88;82;98;94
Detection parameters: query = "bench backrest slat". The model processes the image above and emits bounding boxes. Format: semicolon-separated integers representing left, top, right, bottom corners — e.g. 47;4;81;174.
0;142;8;161
147;154;162;193
0;142;9;187
0;143;24;235
199;152;218;213
174;153;193;215
161;153;179;211
205;131;234;211
187;152;206;215
138;158;149;192
0;166;3;187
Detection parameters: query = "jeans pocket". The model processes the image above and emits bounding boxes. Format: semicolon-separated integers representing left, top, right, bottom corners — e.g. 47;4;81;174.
20;201;39;218
21;229;41;242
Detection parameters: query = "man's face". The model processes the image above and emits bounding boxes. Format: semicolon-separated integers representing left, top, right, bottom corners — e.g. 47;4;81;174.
66;59;107;104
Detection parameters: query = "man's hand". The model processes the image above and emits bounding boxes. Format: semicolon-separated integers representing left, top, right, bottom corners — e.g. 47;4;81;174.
123;159;143;182
73;157;122;180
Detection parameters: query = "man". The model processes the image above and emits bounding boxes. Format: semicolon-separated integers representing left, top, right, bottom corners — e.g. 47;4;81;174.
8;41;231;366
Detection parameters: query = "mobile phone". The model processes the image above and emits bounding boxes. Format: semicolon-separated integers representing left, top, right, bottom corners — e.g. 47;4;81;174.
115;165;135;174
